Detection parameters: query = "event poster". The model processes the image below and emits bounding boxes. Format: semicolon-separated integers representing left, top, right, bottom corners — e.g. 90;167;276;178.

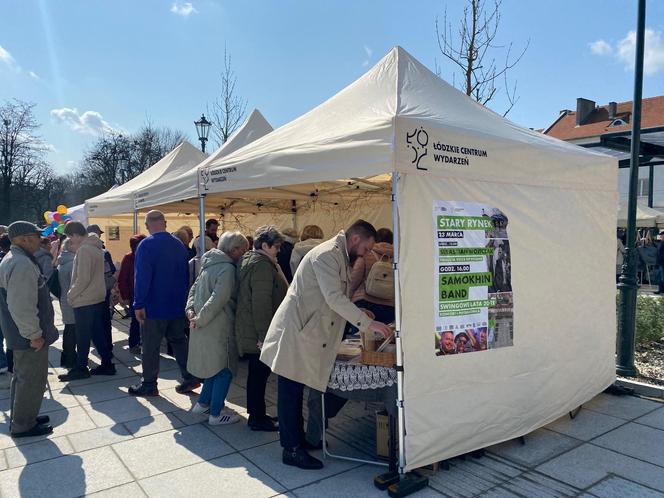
433;201;514;356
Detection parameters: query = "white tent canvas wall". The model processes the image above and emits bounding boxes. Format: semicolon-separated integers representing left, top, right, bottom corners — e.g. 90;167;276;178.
617;200;664;227
85;141;207;217
147;47;618;471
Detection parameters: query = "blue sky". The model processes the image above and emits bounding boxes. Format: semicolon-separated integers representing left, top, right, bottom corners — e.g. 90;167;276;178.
1;0;663;174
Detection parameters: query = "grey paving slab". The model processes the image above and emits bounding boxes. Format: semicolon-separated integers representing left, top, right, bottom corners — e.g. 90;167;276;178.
427;456;523;498
0;384;79;414
592;422;664;467
584;475;664;498
112;424;234;479
158;387;200;411
82;393;181;427
292;464;442;497
545;409;625;441
139;452;285;498
498;471;582;497
169;408;208;426
0;405;97;450
583;394;662;420
87;482;147;497
536;443;664;491
487;428;581;468
68;377;137;405
67;424;134;452
4;436;74;468
635;406;664;431
122;412;185;438
0;446;134;497
207;416;280;451
476;488;522;498
241;439;361;490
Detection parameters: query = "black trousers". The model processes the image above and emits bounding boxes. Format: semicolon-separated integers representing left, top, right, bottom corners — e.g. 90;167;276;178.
277;375;306;449
246;353;271;422
74;302;113;369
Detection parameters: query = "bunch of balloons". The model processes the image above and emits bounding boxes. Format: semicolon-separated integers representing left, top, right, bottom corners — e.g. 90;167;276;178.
43;205;72;236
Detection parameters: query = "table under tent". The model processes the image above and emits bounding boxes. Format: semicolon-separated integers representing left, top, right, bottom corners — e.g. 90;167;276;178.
84;110;273;257
139;46;618;483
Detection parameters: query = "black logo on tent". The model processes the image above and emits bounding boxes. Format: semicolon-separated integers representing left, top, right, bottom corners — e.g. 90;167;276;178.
200;167;211;191
406;127;428;170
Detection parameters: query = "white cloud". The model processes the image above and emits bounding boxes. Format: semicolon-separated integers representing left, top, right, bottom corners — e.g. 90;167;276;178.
590;28;664;76
28;70;39;80
0;44;18;71
43;143;57;153
362;45;373;67
50;107;121;136
589;39;612;56
170;2;198;17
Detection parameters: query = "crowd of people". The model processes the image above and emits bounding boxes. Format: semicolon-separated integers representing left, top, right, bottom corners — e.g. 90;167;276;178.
0;213;394;470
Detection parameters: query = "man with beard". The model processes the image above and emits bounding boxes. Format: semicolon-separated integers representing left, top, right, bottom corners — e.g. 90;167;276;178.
260;220;391;470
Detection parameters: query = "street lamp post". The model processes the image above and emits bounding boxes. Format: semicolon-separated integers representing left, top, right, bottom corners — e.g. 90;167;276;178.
616;0;646;377
194;114;212;153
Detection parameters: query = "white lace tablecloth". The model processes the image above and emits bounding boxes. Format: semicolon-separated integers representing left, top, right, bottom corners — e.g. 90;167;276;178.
327;360;397;391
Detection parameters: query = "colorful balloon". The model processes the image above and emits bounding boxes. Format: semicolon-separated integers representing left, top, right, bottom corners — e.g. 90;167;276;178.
56;224;65;234
51;220;58;228
56;204;68;215
42;226;53;236
53;213;61;223
43;211;51;222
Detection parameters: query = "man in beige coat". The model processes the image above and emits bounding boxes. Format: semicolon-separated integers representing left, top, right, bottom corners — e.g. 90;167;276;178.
59;222;115;381
260;219;391;470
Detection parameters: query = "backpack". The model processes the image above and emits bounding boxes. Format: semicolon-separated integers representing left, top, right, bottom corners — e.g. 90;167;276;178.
47;267;61;299
365;253;394;300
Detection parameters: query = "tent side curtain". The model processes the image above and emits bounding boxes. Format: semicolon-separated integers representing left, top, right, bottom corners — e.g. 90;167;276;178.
397;170;616;470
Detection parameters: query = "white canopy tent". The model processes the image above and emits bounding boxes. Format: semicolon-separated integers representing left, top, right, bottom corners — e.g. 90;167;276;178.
617;201;664;227
85;140;207;221
133;109;273;214
147;47;618;472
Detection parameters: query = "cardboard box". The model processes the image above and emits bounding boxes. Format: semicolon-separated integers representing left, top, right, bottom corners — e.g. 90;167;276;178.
376;410;390;458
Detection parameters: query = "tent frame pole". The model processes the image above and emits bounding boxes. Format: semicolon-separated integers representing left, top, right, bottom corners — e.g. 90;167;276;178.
391;171;406;474
198;194;206;257
132;210;138;234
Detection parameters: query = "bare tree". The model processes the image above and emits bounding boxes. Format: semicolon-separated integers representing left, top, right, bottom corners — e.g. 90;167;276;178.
0;99;49;224
435;0;529;116
209;47;247;147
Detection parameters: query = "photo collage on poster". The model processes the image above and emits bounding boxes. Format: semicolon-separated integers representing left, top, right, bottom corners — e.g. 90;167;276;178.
433;201;514;357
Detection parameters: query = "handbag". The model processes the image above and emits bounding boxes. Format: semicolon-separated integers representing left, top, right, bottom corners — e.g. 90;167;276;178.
365;253;394;300
47;268;61;299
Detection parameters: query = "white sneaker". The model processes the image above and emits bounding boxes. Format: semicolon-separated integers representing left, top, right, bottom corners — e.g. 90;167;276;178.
191;402;209;415
208;409;240;426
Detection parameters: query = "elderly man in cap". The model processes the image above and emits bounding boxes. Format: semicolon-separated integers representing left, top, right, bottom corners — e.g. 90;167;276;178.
260;219;392;470
129;210;199;397
0;221;58;437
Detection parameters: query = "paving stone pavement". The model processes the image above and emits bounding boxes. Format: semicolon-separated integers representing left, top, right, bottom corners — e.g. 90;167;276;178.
0;309;662;497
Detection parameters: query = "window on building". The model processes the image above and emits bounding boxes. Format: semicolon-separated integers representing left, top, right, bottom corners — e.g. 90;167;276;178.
609;118;627;127
637;178;649;198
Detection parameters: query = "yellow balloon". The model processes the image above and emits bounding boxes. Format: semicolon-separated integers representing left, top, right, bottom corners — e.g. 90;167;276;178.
43;211;50;222
56;204;68;215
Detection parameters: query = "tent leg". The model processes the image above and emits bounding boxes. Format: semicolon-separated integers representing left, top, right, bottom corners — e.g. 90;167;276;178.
132;210;138;234
198;194;206;257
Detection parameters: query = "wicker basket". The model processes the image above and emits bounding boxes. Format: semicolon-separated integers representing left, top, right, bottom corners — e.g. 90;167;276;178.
361;349;396;367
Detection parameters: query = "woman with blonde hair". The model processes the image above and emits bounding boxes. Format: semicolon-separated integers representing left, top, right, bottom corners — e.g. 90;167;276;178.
289;225;324;275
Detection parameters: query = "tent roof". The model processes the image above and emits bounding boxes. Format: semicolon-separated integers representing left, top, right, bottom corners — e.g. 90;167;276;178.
617;201;664;227
134;109;273;212
196;46;615;200
85;140;206;216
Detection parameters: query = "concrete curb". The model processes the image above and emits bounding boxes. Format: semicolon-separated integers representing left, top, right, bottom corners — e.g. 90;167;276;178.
616;378;664;399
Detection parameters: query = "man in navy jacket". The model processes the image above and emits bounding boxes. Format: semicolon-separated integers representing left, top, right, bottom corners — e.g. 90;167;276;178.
129;210;199;397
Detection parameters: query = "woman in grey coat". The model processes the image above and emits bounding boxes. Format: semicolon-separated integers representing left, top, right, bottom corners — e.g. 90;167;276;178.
57;238;77;368
186;232;249;426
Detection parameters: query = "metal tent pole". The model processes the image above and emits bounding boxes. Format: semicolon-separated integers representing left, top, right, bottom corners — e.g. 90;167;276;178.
198;194;206;257
617;0;646;377
391;172;406;474
132;209;138;234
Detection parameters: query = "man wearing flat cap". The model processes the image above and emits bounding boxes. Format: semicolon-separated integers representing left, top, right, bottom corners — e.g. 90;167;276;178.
0;221;58;438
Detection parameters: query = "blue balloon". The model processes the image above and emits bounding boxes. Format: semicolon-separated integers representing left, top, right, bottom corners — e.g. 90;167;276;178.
51;220;58;228
42;226;53;236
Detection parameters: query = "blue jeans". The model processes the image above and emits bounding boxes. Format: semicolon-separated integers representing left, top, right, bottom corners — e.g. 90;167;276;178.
198;368;233;417
0;323;7;370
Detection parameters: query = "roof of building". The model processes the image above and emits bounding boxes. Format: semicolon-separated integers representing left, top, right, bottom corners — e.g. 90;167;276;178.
544;95;664;141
